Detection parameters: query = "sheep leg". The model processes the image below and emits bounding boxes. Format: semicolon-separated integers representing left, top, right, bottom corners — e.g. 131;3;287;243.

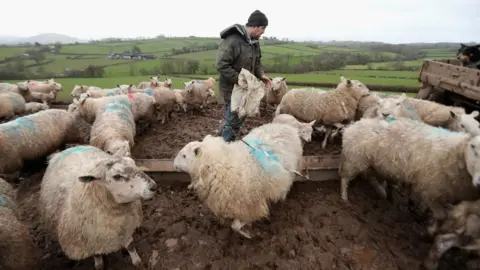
93;255;104;270
367;176;387;199
125;237;143;267
231;219;252;239
321;127;332;149
427;203;447;236
422;233;460;270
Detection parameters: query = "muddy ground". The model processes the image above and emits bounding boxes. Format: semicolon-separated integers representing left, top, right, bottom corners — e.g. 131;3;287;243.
7;102;476;269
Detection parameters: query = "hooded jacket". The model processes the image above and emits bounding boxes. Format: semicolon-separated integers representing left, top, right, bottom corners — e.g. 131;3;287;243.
215;24;264;101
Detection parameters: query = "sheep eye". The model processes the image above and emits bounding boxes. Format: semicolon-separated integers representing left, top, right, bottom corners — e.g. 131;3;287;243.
113;175;122;180
461;124;465;128
183;154;186;158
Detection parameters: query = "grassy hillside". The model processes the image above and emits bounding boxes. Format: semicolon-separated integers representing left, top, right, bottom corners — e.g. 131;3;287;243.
0;36;462;90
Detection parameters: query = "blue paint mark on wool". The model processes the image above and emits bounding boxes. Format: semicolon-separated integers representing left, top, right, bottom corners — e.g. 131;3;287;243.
103;102;134;125
8;97;20;106
243;137;282;175
144;88;153;96
0;83;11;87
0;195;6;207
57;145;96;161
0;116;36;135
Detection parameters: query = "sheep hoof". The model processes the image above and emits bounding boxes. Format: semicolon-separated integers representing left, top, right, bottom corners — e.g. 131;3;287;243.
187;183;194;189
231;219;252;239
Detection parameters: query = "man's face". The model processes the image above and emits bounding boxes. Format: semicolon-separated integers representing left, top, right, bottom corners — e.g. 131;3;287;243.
251;26;266;39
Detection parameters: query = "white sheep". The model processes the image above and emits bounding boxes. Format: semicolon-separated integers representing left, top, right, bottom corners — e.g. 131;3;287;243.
265;77;288;108
0;82;33;102
173;123;303;239
272;113;315;143
71;92;156;125
39;145;157;269
172;89;188;113
183;80;215;113
150;87;177;123
275;76;369;125
0;178;40;270
137;76;160;89
339;116;480;235
0;109;90;175
0;92;26;119
30;88;59;104
157;78;173;89
363;93;422;121
86;86;129;98
24;102;50;114
71;85;102;98
90;101;136;157
27;79;62;94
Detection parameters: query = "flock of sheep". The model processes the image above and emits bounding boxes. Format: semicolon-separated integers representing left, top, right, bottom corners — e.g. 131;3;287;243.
0;74;480;269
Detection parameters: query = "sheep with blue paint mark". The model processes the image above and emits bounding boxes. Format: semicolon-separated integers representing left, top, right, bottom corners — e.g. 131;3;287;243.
362;93;422;121
339;116;480;236
182;81;216;113
0;92;26;119
173;123;303;239
0;109;90;175
70;85;102;98
85;85;129;98
89;101;136;157
39;145;157;269
0;82;33;102
0;178;40;270
71;92;155;126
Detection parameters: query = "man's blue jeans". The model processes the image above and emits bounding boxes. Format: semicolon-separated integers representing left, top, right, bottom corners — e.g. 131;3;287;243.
221;100;245;142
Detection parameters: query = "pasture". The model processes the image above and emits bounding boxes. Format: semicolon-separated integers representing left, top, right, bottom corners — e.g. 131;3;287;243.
0;36;472;270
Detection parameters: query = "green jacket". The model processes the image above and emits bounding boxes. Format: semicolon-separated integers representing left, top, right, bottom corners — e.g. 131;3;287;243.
216;24;264;101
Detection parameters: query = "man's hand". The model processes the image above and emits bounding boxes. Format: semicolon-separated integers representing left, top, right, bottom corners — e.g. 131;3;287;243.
260;74;271;89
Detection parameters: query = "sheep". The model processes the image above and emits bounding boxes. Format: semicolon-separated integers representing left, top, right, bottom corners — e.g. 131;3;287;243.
158;78;173;89
362;93;422;121
0;109;90;175
137;76;160;89
86;86;129;98
422;199;480;270
339;116;480;236
275;76;369;125
27;79;62;94
39;145;157;269
90;102;136;157
24;102;50;114
265;77;288;109
30;88;59;104
172;89;188;113
0;178;40;270
183;80;215;113
71;92;156;125
150;87;177;123
173;123;303;239
272;113;315;143
0;92;26;119
0;82;33;102
71;85;102;98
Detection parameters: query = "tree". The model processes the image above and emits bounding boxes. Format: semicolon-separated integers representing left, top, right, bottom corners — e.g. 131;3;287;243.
132;45;142;54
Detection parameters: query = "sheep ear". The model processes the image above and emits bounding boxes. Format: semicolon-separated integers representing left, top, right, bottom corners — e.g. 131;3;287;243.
308;120;315;126
193;146;201;157
346;79;352;86
471;110;479;117
78;158;116;183
449;111;457;118
116;84;120;88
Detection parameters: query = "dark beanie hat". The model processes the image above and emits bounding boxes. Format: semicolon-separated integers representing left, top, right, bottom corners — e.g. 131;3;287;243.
246;10;268;27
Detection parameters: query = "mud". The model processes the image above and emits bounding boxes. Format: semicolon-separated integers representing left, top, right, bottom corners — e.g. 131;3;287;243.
5;102;474;269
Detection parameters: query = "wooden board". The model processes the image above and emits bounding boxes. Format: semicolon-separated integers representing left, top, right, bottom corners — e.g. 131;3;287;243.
135;155;341;183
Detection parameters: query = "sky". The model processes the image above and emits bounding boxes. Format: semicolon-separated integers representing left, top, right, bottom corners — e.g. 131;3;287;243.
1;0;478;43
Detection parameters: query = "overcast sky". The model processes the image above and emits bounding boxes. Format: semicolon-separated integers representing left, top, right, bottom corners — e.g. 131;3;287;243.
1;0;478;43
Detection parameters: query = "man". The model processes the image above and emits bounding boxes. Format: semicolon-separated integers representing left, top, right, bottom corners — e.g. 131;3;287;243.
216;10;271;142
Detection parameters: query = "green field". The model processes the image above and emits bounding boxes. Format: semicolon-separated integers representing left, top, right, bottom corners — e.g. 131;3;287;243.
0;36;462;95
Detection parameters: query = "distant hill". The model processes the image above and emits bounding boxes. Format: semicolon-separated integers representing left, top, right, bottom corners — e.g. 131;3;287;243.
0;33;84;45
